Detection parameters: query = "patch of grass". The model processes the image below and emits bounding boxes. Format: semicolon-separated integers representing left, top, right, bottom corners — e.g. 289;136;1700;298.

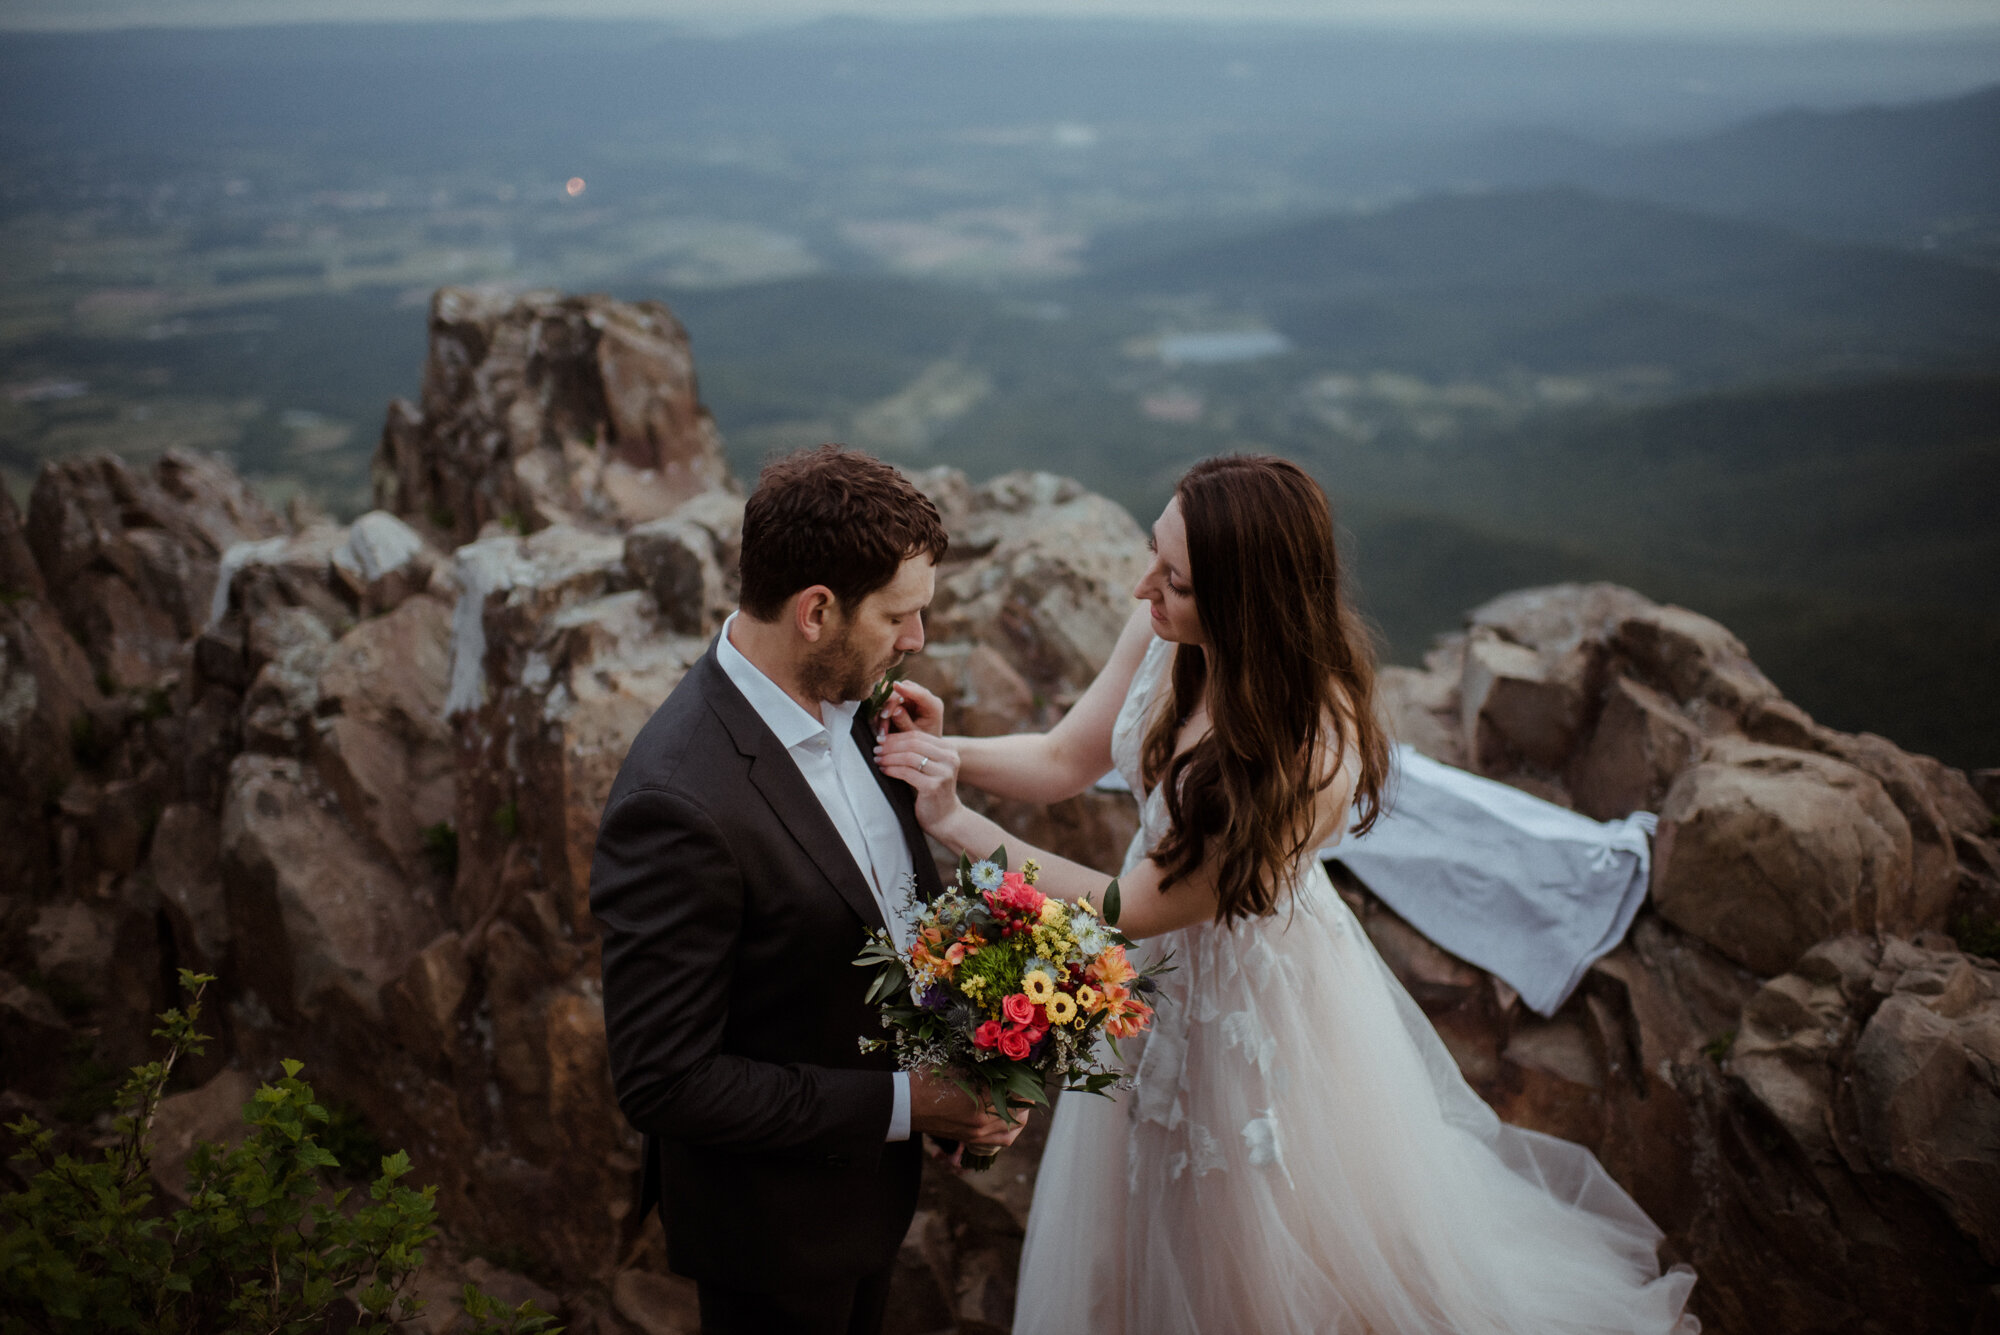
0;586;27;607
1701;1030;1736;1064
492;801;520;841
422;821;459;878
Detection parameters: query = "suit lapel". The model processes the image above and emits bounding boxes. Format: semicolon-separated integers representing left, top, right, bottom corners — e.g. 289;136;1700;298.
695;648;888;934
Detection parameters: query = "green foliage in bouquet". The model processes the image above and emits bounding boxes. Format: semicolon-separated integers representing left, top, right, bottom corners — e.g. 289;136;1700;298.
0;971;559;1335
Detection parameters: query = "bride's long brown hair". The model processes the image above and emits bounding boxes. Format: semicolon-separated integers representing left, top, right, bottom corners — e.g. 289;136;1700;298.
1141;455;1389;923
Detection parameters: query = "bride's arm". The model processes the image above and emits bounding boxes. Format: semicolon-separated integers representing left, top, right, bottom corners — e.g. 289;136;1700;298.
918;799;1220;940
882;721;1362;941
885;602;1155;805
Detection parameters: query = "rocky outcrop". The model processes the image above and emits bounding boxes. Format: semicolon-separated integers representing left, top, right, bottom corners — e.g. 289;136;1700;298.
373;287;733;549
4;295;1997;1334
1366;580;2000;1332
25;449;284;693
1377;583;1995;978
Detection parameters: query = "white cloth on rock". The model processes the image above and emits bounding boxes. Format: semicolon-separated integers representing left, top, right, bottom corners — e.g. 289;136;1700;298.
1326;745;1656;1016
1016;634;1698;1335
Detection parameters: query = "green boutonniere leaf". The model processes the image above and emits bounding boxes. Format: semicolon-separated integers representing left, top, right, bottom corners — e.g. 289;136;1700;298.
864;663;907;722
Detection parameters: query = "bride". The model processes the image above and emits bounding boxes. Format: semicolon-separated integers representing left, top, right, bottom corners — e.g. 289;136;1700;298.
874;454;1699;1334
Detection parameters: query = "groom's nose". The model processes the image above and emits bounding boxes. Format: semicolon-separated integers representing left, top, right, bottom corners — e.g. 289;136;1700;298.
896;616;926;654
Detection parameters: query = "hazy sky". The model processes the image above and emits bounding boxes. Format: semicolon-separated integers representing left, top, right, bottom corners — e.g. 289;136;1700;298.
5;0;1999;34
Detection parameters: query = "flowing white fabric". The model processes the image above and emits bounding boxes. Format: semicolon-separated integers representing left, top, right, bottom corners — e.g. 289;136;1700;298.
1013;636;1698;1335
1326;746;1656;1017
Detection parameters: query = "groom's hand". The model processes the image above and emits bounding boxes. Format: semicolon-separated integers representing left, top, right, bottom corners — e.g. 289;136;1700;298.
878;680;945;737
908;1070;1030;1156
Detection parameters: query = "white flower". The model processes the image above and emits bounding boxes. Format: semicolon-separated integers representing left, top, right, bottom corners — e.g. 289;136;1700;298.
969;860;1003;890
1243;1113;1282;1168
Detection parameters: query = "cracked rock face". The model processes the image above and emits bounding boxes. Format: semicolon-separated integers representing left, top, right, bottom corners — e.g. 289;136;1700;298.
373;288;734;549
4;296;1998;1334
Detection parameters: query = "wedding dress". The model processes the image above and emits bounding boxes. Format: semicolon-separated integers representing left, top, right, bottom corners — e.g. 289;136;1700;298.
1012;636;1699;1334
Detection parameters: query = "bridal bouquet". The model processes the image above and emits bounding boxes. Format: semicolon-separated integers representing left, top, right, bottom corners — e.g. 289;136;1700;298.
855;848;1167;1170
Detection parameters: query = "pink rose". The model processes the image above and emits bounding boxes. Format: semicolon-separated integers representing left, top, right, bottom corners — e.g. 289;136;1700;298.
1002;993;1035;1025
973;1020;1003;1050
998;1027;1033;1061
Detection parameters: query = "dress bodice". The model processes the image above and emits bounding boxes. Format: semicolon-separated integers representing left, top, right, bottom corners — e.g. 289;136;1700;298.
1109;635;1176;868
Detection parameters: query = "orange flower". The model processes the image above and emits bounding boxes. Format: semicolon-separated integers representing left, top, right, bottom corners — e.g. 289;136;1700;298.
1105;999;1154;1040
1089;946;1136;988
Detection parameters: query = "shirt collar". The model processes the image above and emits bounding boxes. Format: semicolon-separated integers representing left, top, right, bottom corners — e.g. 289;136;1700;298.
716;612;849;752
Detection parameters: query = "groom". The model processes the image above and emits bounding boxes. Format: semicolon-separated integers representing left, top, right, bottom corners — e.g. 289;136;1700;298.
591;445;1025;1335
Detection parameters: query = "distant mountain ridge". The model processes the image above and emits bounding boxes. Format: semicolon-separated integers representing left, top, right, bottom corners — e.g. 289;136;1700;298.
1087;187;2000;382
1592;82;2000;251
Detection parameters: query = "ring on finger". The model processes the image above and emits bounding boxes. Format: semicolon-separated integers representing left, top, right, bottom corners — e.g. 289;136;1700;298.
918;755;930;771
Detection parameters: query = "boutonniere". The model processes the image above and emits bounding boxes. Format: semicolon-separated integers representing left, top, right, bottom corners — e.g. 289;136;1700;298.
864;663;907;725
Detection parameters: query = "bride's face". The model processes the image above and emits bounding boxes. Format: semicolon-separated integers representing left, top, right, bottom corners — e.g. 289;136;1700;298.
1135;497;1205;646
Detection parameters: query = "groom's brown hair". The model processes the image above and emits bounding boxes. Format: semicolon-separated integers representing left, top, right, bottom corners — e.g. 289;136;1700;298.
738;444;949;621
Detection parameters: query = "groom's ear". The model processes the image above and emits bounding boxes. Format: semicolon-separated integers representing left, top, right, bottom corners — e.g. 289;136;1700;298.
792;585;838;642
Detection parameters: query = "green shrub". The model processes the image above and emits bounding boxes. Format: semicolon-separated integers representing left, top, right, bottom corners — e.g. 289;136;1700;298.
0;971;558;1335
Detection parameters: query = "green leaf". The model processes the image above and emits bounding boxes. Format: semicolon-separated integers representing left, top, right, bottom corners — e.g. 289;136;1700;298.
280;1058;304;1079
1000;1064;1050;1108
1102;878;1122;927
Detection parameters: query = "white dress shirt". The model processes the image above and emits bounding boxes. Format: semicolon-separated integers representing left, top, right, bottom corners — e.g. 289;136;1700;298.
715;614;915;1142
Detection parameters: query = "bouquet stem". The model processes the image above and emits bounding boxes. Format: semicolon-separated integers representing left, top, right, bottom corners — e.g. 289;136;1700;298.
962;1145;1002;1173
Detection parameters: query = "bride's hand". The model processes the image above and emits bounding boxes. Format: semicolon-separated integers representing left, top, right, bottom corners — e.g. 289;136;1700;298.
875;730;963;832
875;680;945;738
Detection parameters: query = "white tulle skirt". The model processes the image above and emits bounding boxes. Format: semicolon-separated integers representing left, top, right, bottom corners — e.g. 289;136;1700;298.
1013;859;1698;1335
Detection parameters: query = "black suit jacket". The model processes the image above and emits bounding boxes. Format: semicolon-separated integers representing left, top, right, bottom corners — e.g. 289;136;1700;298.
589;643;943;1292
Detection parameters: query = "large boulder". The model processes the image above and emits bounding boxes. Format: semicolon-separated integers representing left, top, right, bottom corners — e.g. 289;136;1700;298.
920;469;1150;710
1702;935;2000;1331
311;593;456;884
372;288;733;548
1849;940;2000;1263
1652;739;1914;976
219;753;440;1026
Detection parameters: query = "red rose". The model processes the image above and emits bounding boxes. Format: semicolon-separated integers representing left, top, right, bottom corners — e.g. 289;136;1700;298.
1028;1016;1050;1040
998;1027;1033;1061
1002;993;1035;1025
973;1020;1003;1050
